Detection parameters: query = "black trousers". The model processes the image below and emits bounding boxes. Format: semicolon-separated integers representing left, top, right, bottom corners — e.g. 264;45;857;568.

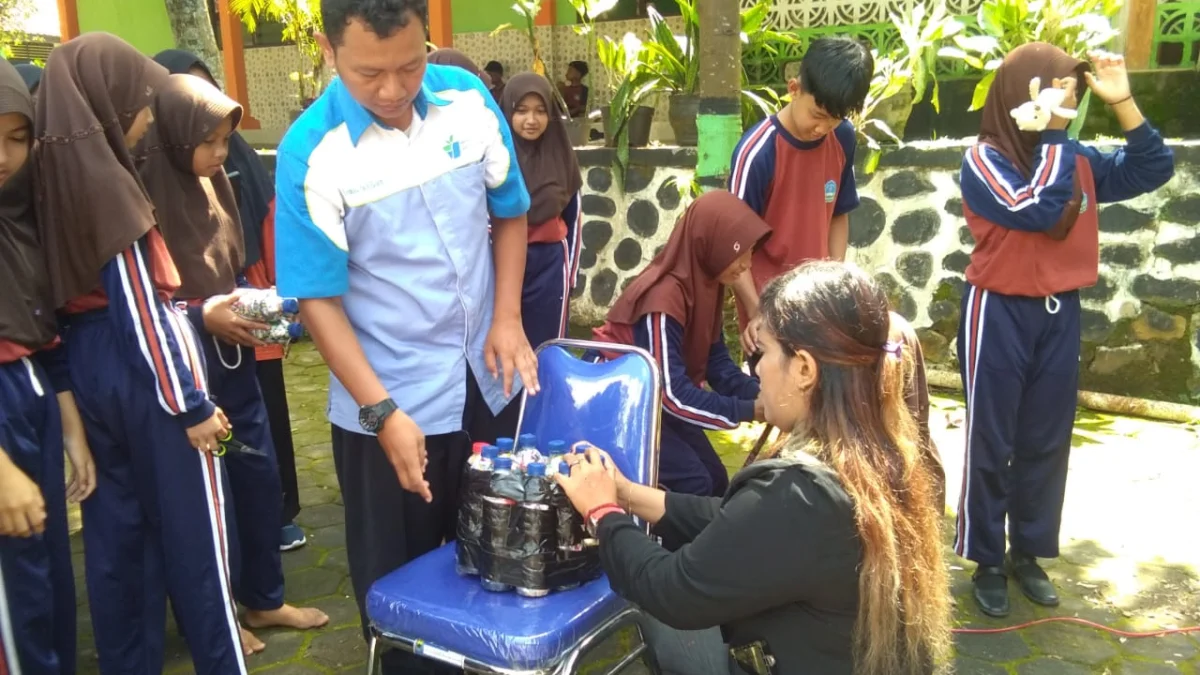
257;357;301;525
332;370;502;675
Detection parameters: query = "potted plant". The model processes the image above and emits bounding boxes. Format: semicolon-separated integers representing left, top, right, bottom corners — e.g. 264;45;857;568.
565;0;621;146
941;0;1121;136
641;1;699;145
883;0;965;139
852;52;917;174
231;0;326;120
597;32;657;149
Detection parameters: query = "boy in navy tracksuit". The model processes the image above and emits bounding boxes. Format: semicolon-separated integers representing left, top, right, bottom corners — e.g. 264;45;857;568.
956;44;1174;617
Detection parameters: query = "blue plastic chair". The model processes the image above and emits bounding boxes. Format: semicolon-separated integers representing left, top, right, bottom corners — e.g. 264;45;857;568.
364;339;663;674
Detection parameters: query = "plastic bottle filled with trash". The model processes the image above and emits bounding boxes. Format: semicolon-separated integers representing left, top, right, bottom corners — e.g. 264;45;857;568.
233;288;299;323
495;437;515;463
516;462;554;597
250;320;305;345
515;433;544;469
544;439;567;476
455;443;495;576
549;460;587;591
480;456;523;592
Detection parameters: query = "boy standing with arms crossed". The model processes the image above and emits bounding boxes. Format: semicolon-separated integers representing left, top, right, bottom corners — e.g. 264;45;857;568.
729;37;874;353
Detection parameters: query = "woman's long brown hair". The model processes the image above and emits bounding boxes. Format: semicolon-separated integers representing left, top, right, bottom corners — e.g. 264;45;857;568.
758;261;951;675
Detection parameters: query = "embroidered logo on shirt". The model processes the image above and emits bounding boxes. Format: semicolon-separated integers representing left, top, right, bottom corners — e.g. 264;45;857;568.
824;180;837;203
1080;192;1089;214
733;242;742;252
444;136;462;159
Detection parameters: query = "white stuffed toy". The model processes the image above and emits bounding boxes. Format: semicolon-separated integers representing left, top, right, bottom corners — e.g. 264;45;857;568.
1009;77;1078;132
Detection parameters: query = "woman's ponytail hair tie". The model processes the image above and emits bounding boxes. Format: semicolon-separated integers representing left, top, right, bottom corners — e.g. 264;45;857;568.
881;340;903;359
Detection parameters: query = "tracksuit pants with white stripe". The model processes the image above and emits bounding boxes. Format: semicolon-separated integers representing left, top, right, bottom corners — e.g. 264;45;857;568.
0;358;75;675
64;311;245;674
954;285;1081;567
521;241;573;351
194;324;285;612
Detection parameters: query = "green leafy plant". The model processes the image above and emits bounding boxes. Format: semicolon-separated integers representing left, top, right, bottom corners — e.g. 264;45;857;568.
0;0;36;60
942;0;1122;111
641;1;699;95
894;1;965;115
491;0;549;77
851;52;912;174
596;31;658;173
231;0;325;105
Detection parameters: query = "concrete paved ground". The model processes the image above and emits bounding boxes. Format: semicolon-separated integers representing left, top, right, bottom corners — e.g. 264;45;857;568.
66;344;1200;673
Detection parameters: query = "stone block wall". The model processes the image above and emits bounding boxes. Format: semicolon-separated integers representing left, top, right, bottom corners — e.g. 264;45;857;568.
569;142;1200;404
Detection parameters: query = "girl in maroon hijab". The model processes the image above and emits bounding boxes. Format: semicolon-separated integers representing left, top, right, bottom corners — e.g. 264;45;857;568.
955;44;1173;619
0;55;93;675
594;191;770;496
34;33;247;672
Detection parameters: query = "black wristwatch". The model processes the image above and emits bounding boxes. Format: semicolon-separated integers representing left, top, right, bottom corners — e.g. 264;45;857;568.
359;398;399;433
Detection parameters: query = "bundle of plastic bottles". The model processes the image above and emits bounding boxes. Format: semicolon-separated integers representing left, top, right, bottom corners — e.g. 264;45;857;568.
456;434;602;597
232;288;305;345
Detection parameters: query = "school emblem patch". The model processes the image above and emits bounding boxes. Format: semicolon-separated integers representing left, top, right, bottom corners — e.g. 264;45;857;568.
824;180;837;203
443;136;461;160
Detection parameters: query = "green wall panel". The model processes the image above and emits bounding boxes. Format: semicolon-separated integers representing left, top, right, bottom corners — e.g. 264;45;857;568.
77;0;175;55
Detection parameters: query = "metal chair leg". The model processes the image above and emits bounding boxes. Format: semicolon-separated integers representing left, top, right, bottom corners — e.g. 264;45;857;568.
366;633;379;675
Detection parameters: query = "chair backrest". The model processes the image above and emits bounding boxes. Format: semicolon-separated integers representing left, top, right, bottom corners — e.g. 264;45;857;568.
516;339;661;489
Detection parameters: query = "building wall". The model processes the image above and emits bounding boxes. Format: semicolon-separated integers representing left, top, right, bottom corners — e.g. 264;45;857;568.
76;0;175;55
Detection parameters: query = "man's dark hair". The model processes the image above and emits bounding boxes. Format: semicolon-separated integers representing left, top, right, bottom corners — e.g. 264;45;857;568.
485;61;504;75
797;37;874;119
321;0;428;46
568;60;589;77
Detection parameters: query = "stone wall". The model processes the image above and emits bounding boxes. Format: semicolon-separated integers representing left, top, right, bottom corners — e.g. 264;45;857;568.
569;143;1200;404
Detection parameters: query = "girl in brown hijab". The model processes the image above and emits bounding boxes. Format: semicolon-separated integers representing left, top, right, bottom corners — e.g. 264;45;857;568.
0;55;94;675
593;191;770;496
956;43;1174;619
428;47;486;82
33;33;250;673
499;74;584;348
140;73;329;650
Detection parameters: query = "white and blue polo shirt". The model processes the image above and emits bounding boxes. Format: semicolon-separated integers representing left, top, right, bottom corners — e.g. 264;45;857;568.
274;63;531;436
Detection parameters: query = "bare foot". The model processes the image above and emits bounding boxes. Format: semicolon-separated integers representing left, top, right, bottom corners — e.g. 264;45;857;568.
244;604;329;630
240;626;266;656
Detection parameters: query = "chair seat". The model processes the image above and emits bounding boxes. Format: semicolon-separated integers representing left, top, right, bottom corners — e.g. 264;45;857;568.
367;543;626;671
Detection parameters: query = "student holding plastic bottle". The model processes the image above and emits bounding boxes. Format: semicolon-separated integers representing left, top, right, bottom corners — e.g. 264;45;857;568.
0;55;93;675
138;73;328;653
593;191;770;496
34;33;245;673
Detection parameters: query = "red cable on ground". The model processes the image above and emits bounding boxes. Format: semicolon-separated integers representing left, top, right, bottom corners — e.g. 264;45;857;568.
953;616;1200;638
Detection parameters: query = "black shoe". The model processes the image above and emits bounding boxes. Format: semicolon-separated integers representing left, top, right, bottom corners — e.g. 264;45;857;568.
972;566;1010;618
1008;551;1059;607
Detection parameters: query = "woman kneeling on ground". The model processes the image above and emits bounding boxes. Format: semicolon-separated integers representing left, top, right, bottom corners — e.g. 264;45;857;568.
559;261;953;675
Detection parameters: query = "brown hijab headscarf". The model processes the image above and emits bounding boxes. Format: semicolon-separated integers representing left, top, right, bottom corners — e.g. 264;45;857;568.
139;74;244;300
0;58;56;349
34;32;169;306
499;73;583;227
428;48;483;79
595;191;771;385
979;43;1089;240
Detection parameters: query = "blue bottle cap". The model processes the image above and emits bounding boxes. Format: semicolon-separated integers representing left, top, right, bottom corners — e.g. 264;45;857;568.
574;442;592;454
494;457;513;471
526;462;546;476
546;440;567;454
558;462;571;476
518;433;537;446
280;298;300;315
482;444;499;459
496;437;515;451
286;322;305;339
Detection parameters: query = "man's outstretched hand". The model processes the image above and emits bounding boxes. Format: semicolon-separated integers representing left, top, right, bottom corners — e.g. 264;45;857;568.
379;411;431;503
484;317;540;398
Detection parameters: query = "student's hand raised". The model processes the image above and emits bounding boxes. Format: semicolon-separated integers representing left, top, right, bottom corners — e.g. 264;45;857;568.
484;317;540;399
1084;51;1132;105
203;292;270;347
378;411;432;503
0;450;47;538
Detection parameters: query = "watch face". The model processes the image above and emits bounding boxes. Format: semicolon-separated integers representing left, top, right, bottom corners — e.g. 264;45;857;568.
359;408;379;431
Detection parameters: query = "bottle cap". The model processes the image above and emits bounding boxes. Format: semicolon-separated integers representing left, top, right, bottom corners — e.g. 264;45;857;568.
574;442;592;454
281;298;300;314
559;462;571;476
482;444;499;459
496;437;515;452
286;322;305;339
518;433;537;446
471;442;486;455
547;439;567;454
494;457;513;471
526;462;546;476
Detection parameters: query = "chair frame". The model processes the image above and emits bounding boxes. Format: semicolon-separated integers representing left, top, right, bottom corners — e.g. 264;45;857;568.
366;339;663;675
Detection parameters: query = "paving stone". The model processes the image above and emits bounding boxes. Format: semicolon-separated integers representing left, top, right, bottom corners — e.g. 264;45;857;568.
954;631;1032;662
299;503;346;530
952;655;1008;674
322;547;350;576
1120;633;1198;662
256;664;327;675
307;626;369;670
285;567;346;603
305;525;345;551
282;543;323;574
1016;657;1094;675
252;627;309;666
1116;660;1189;674
300;485;339;508
1023;622;1119;665
311;593;364;629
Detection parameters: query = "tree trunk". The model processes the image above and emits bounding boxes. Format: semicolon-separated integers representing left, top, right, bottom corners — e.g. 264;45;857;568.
163;0;225;86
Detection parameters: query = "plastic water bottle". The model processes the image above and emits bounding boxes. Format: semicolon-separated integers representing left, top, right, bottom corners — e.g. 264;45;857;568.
516;433;543;469
481;457;522;592
233;288;299;322
550;461;585;590
456;443;494;577
516;462;554;597
496;437;515;462
251;319;304;345
545;439;567;476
